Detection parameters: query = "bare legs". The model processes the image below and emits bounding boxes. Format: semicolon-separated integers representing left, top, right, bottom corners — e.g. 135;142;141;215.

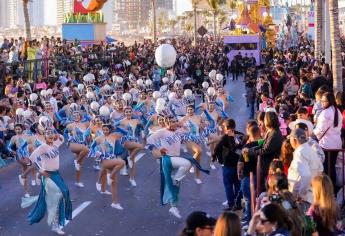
124;141;144;183
69;143;89;185
186;142;202;181
101;159;125;204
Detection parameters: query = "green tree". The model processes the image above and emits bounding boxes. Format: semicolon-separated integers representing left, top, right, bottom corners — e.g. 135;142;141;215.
207;0;221;38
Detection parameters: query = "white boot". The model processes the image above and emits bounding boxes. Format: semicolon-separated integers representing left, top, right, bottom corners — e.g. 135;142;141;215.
169;207;181;219
129;178;137;187
127;156;133;168
51;223;65;235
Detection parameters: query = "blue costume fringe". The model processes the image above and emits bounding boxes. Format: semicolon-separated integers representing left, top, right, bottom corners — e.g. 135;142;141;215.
28;171;72;226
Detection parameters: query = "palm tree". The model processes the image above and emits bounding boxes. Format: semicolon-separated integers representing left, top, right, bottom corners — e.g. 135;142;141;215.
207;0;220;39
218;10;228;31
314;0;322;60
329;0;343;92
23;0;32;40
184;23;194;36
168;19;178;34
192;0;202;45
227;0;237;15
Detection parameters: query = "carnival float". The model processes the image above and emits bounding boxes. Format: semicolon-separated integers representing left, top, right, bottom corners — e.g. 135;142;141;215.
62;0;108;44
224;0;277;65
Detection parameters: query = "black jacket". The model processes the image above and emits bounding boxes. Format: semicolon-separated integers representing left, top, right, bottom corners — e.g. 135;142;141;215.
213;135;240;168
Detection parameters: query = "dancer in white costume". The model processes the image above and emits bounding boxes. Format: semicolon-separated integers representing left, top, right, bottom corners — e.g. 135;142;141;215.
147;113;209;219
27;118;72;235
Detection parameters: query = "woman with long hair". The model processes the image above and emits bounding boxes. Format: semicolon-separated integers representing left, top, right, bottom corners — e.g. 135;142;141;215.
280;139;294;175
214;211;241;236
307;175;338;235
313;92;342;186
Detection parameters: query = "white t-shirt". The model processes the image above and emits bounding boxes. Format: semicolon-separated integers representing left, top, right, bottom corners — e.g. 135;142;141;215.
0;116;10;131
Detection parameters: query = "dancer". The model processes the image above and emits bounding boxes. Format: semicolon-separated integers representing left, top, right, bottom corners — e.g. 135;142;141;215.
8;109;35;196
179;102;204;184
115;93;144;187
147;113;209;218
27;118;72;235
64;103;90;187
90;106;126;209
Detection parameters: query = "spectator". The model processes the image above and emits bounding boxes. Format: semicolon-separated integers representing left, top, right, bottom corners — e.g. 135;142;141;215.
288;107;314;136
247;203;292;236
307;175;338;235
180;211;216;236
213;119;241;210
314;92;342;186
288;128;323;204
238;124;261;225
280;139;294;175
214;211;241;236
244;112;283;192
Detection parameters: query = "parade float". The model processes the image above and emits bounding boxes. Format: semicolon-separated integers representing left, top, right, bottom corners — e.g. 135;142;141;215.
62;0;107;44
224;0;276;65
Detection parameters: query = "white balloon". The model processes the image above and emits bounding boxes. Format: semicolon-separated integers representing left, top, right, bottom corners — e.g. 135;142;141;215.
155;104;164;113
77;84;85;90
209;70;217;79
30;93;38;101
86;92;95;99
207;87;216;96
145;79;152;86
168;92;176;101
39;116;49;126
137;79;144;86
40;90;47;97
156;98;166;106
90;101;100;110
152;91;161;99
23;110;32;119
162;77;169;84
174;80;182;85
99;105;110;116
47;89;53;95
62;87;69;93
216;74;224;81
202;82;209;89
155;44;177;68
184;89;193;97
16;108;24;116
122;93;132;101
116;77;123;83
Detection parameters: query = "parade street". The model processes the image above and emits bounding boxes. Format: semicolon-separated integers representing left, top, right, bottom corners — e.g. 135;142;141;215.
0;78;248;236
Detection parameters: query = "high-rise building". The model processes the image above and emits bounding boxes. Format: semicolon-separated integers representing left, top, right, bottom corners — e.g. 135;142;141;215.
57;0;73;25
156;0;173;11
101;0;115;32
114;0;151;31
6;0;45;28
0;0;9;28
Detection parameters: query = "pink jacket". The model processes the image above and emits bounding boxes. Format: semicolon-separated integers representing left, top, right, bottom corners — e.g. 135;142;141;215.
314;106;342;149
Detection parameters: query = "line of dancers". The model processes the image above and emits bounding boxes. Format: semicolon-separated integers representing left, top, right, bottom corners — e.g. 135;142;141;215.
8;69;233;234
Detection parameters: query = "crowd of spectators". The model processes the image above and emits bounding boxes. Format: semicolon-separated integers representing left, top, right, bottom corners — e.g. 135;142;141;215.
1;34;345;236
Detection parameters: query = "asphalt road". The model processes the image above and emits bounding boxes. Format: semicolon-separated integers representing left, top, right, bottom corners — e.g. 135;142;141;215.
0;77;248;236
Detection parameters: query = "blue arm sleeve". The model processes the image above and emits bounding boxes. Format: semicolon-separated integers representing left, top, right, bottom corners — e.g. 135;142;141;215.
144;119;153;135
203;110;216;129
133;102;145;111
220;110;229;119
7;140;15;153
63;128;70;141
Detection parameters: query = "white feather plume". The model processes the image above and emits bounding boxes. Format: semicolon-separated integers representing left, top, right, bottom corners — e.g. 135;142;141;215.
99;106;110;116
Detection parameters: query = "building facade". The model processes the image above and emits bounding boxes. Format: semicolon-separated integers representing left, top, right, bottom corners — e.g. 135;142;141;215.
56;0;73;25
0;0;9;28
114;0;151;32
